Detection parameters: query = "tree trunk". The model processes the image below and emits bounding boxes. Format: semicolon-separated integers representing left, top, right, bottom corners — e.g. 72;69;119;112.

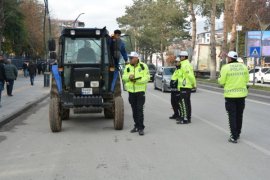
188;1;196;58
0;0;4;54
220;0;229;69
160;42;164;66
210;0;217;80
229;0;240;51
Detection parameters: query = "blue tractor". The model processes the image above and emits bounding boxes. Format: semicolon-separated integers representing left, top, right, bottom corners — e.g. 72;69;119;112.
48;27;127;132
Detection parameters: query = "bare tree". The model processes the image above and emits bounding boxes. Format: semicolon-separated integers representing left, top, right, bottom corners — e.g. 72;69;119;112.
229;0;240;51
209;0;217;80
0;0;4;54
188;1;196;52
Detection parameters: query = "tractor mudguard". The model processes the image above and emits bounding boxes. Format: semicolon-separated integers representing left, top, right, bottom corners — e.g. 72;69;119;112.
52;65;62;94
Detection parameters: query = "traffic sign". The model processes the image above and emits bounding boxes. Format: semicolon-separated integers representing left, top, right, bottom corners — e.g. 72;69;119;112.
250;47;261;57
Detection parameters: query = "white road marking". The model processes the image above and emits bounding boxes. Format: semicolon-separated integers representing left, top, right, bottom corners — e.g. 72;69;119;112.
149;91;270;156
198;88;270;106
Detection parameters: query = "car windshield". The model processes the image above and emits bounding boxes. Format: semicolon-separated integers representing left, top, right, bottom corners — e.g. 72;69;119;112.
148;64;156;70
262;68;270;73
163;67;175;75
63;37;102;64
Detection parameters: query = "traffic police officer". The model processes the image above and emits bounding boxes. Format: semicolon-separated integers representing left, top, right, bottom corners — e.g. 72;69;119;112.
122;52;150;135
176;51;196;124
218;51;249;143
169;56;181;119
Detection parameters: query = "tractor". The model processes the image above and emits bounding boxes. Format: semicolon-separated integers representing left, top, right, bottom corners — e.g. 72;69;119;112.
48;27;128;132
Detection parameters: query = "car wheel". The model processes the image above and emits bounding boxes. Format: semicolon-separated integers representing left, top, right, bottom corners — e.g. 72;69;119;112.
161;82;165;92
254;77;258;83
261;78;264;84
154;80;158;90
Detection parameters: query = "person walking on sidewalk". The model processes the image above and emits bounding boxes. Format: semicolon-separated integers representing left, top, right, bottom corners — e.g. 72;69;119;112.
4;59;18;96
28;61;37;86
0;55;7;107
122;51;150;136
22;61;29;77
218;51;249;144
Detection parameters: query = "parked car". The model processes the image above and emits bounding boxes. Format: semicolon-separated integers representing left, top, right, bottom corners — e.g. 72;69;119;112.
147;63;156;82
260;69;270;84
249;67;270;83
154;66;176;92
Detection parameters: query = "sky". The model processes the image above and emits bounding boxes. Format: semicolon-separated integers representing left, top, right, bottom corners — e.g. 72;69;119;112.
41;0;222;34
42;0;133;33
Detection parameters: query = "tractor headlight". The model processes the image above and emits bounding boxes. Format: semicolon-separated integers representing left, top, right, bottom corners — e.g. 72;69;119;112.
96;30;100;35
75;81;84;88
91;81;99;87
70;30;75;35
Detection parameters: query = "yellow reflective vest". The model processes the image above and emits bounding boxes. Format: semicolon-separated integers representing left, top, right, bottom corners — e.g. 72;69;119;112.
218;62;249;98
174;59;196;90
122;62;150;93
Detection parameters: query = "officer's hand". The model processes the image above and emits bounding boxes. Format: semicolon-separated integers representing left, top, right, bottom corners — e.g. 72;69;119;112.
129;74;134;80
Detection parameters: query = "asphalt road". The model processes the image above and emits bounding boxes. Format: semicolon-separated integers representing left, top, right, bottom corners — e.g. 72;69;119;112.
0;84;270;180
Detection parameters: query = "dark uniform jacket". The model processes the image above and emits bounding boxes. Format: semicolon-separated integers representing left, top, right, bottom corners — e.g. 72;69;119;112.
0;61;6;82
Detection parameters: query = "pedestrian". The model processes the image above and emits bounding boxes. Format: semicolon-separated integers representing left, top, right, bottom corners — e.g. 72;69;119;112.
22;61;29;77
0;55;7;107
110;29;128;69
28;61;37;86
218;51;249;143
110;29;128;92
37;62;42;75
122;51;150;136
175;51;196;124
4;59;18;96
169;56;181;119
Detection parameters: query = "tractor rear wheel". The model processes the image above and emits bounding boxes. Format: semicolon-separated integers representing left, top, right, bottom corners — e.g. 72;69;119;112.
113;96;124;130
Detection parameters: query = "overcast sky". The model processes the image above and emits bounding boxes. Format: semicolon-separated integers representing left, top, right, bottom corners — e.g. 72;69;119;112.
43;0;133;33
41;0;222;34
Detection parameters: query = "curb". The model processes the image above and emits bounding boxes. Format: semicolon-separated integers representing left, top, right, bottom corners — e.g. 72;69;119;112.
0;93;50;128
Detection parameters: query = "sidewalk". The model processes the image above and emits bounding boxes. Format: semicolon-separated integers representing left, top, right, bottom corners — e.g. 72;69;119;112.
0;71;50;127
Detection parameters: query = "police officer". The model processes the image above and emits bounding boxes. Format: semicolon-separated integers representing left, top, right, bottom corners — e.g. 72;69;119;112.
218;51;249;143
176;51;196;124
169;56;181;119
122;51;150;136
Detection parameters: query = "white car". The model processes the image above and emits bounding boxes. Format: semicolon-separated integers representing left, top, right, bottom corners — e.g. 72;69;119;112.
260;70;270;84
249;67;270;83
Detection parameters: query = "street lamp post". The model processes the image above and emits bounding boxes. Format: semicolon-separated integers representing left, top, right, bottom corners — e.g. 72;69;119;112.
73;13;85;28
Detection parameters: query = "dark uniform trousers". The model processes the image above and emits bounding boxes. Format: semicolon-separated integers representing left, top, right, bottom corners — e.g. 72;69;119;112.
171;90;181;117
128;92;145;130
225;97;245;139
179;88;192;122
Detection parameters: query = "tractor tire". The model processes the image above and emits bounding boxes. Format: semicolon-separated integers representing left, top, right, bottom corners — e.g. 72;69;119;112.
114;76;122;97
154;81;158;90
161;82;165;92
62;108;70;120
113;96;124;130
104;108;114;119
49;97;62;132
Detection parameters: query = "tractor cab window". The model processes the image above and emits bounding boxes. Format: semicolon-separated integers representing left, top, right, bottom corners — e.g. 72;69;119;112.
64;37;101;64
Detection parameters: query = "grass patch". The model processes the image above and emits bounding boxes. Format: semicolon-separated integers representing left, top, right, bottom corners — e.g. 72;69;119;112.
197;78;218;84
197;78;270;92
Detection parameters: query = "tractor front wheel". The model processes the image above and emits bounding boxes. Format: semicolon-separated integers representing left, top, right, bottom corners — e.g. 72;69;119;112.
113;96;124;130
